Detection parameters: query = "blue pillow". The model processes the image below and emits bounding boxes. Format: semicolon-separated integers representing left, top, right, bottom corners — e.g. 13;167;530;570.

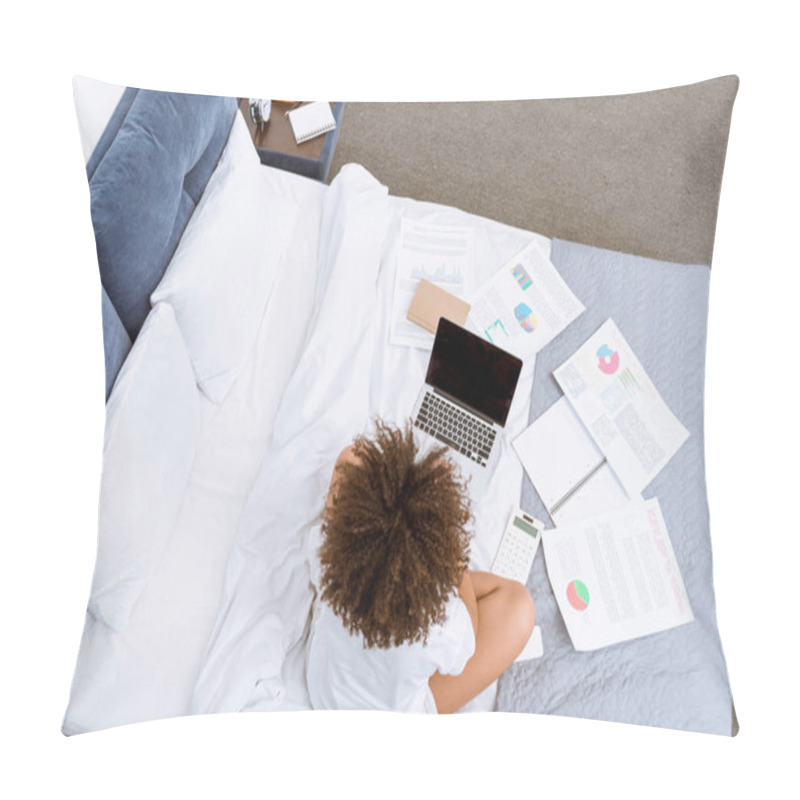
100;285;131;400
88;89;237;343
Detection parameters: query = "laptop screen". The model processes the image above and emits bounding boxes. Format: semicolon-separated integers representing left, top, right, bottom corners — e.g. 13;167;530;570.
426;318;523;427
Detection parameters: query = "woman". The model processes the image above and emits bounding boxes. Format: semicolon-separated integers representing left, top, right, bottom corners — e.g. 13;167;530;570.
305;420;535;713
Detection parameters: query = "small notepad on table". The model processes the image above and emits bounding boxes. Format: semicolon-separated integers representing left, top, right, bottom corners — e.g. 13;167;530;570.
287;101;337;144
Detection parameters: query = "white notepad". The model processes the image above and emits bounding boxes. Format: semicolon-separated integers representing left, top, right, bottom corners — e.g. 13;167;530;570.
513;397;632;525
287;101;336;144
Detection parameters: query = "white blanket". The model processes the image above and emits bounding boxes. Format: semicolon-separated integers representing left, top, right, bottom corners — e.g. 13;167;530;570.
64;160;550;733
62;162;328;734
191;165;548;714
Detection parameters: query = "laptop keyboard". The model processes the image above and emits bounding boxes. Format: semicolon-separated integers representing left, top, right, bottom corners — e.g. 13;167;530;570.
414;391;496;467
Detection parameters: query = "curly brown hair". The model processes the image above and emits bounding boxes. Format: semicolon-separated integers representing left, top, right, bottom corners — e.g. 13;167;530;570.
318;420;472;650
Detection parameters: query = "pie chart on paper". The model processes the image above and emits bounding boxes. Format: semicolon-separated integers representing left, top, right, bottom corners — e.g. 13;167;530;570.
566;579;590;611
514;302;537;333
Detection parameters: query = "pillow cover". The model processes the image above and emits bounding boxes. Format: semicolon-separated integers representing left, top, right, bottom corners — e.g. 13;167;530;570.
65;76;737;737
150;114;299;403
88;302;200;631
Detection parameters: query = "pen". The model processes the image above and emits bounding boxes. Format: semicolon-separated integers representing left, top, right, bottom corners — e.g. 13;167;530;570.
284;101;307;117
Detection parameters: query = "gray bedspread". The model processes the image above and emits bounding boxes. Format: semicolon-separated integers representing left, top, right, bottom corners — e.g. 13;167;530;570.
495;239;735;735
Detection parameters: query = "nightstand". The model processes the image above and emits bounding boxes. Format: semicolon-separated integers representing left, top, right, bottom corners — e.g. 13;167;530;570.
238;100;345;182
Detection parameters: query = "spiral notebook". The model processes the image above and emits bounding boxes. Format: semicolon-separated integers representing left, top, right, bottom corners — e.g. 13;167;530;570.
287;101;337;144
513;397;632;526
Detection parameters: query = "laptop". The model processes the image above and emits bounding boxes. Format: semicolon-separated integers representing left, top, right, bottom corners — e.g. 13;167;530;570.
412;317;523;498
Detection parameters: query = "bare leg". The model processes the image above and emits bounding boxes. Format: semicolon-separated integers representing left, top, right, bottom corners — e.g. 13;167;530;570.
428;571;535;714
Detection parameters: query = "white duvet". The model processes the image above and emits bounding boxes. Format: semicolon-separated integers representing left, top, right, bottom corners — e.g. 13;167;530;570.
191;164;549;715
64;153;550;732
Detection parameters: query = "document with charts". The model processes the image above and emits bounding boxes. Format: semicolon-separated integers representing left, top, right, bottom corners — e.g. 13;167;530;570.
542;498;694;651
553;319;689;497
390;220;474;349
465;240;584;362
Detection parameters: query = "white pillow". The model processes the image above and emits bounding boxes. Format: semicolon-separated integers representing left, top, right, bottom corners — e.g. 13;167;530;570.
151;114;299;403
89;303;200;631
72;75;126;164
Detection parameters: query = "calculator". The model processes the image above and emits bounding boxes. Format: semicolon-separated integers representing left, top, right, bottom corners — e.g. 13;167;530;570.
491;507;544;585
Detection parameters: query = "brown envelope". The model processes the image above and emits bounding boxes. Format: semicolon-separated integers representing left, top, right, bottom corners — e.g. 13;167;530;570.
406;279;471;334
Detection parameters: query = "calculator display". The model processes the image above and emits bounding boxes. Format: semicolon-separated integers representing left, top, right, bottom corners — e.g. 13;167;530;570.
513;517;539;537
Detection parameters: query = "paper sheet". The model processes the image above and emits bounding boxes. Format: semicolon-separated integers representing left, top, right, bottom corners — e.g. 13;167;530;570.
389;219;474;349
542;498;693;651
465;240;584;362
513;397;633;526
553;319;689;497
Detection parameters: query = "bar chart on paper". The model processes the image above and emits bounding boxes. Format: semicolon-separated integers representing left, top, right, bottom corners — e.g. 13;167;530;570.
484;318;507;343
390;220;474;348
411;261;464;284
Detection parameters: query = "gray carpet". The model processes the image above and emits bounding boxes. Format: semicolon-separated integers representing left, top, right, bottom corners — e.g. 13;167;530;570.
329;76;738;267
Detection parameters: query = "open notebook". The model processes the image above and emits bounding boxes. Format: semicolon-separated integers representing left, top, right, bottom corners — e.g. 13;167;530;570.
513;397;632;525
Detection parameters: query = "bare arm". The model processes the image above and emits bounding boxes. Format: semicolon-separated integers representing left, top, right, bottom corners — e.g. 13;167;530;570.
430;572;536;713
457;570;479;638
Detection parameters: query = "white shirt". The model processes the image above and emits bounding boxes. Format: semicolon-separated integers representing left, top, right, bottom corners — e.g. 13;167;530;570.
306;592;476;713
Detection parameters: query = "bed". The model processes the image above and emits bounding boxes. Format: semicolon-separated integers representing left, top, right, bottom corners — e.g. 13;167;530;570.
63;76;736;735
